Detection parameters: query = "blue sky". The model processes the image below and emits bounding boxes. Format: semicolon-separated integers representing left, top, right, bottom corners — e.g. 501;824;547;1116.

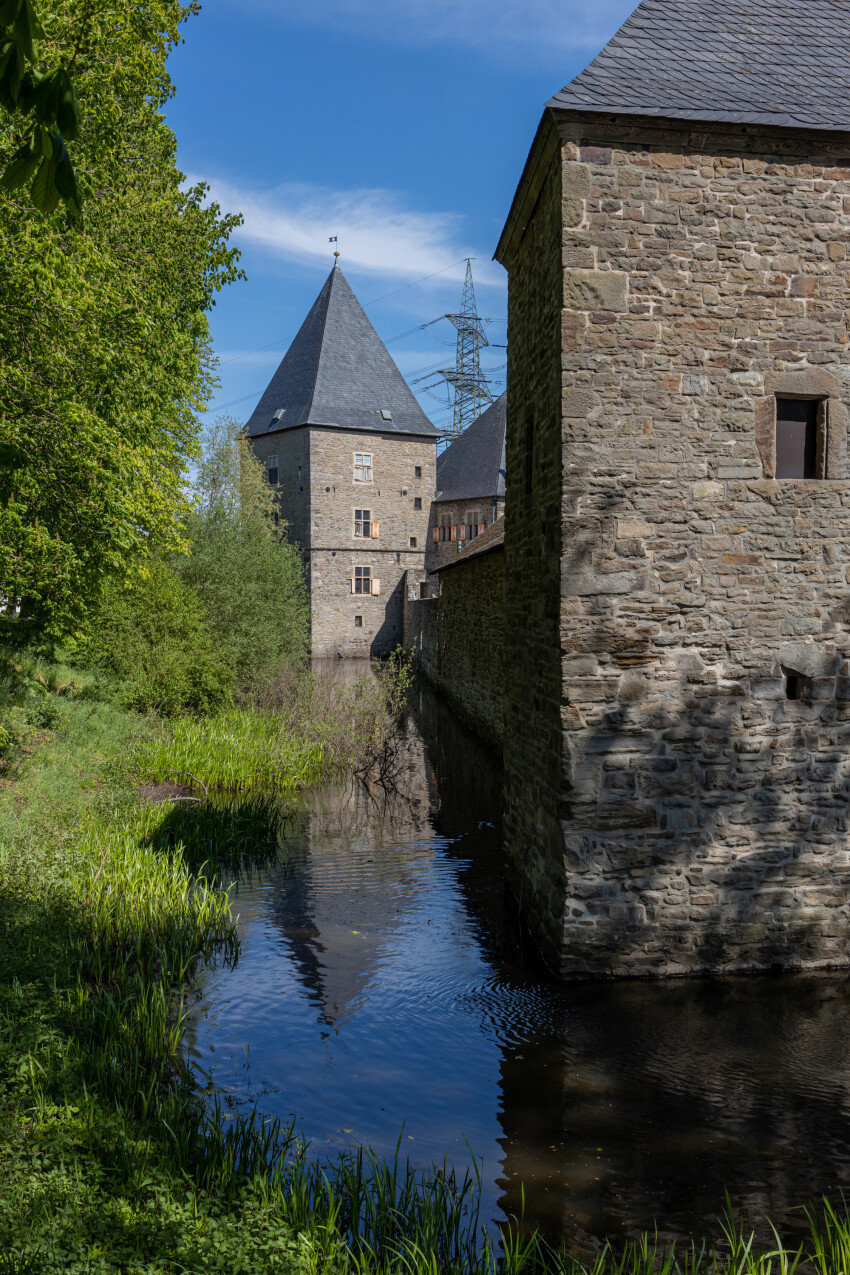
165;0;636;432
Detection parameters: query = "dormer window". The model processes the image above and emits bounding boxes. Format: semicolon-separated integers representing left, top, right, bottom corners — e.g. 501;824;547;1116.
271;408;285;423
379;409;393;422
266;455;279;485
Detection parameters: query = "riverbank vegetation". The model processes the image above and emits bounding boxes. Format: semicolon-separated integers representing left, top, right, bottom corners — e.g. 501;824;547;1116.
3;658;850;1274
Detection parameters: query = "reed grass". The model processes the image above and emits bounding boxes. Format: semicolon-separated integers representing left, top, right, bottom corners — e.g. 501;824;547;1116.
4;662;850;1272
135;708;334;792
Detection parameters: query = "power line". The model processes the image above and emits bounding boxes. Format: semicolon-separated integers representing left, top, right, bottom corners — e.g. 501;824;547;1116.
215;258;477;372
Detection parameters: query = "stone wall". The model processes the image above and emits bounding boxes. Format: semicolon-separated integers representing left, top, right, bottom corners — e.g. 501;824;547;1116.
501;113;850;978
501;153;568;964
251;425;436;657
404;550;505;752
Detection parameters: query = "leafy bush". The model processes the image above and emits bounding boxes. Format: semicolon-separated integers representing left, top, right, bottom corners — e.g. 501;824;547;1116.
178;418;310;695
80;557;232;715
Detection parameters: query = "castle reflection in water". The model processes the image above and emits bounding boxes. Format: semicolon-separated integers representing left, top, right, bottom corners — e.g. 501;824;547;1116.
185;667;850;1249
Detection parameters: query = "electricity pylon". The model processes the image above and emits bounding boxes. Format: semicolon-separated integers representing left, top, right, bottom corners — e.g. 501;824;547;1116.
412;259;499;439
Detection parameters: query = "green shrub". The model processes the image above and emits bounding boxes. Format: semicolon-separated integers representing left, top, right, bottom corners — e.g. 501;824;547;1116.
80;557;233;715
178;418;310;695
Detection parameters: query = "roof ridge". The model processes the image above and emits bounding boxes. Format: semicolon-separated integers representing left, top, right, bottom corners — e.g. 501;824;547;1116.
304;266;341;423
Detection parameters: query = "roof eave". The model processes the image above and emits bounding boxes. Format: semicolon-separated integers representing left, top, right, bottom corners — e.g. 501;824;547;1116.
435;540;504;572
494;111;561;270
546;102;850;145
248;420;438;440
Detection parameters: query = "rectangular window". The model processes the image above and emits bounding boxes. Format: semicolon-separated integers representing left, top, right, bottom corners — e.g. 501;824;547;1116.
439;513;452;542
409;537;417;549
415;466;422;479
776;399;820;478
466;510;481;541
354;615;363;628
354;509;372;537
354;452;373;483
353;566;371;594
414;497;422;510
266;455;279;485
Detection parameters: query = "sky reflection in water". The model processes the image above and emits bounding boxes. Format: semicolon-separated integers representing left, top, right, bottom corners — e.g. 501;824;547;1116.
186;681;850;1249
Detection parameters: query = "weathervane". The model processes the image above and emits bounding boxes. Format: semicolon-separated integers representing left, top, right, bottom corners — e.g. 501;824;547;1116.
329;234;340;262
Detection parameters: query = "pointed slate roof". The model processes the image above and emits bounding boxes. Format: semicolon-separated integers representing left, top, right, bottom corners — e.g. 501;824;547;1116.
548;0;850;132
435;393;506;503
246;266;438;438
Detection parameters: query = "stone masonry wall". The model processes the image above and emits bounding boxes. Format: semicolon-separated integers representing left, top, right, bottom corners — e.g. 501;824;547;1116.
502;154;567;961
252;425;436;657
309;429;436;656
526;114;850;976
404;551;505;752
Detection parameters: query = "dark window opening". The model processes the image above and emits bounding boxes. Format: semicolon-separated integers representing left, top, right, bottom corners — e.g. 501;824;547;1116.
354;615;363;627
419;582;430;599
414;497;422;510
782;665;811;702
409;537;417;549
415;466;422;479
776;398;821;479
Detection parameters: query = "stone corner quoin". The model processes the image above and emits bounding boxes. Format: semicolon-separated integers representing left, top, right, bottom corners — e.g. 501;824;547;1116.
502;114;850;979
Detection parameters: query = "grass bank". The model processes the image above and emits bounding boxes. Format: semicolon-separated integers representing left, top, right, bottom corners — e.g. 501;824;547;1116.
3;657;850;1273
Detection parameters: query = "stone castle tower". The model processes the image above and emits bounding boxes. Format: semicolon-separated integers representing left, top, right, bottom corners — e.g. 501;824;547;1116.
246;264;438;657
495;0;850;976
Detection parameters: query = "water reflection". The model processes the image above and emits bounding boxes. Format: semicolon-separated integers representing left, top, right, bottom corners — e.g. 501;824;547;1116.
185;674;850;1249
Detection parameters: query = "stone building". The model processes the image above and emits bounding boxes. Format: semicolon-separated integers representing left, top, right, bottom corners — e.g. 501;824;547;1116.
246;264;438;656
425;393;506;573
494;0;850;976
406;517;505;751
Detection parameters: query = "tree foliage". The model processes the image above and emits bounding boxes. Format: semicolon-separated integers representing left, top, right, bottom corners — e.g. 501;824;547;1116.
0;0;243;639
179;418;310;693
79;555;233;715
0;0;82;217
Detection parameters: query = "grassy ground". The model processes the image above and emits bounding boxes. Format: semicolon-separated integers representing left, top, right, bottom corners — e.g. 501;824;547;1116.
3;658;850;1273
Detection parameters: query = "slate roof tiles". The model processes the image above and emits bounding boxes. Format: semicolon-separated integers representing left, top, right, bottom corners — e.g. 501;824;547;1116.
549;0;850;132
435;393;506;503
246;266;438;438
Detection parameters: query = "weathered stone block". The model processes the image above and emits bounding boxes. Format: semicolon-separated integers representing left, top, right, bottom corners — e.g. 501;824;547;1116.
563;269;628;313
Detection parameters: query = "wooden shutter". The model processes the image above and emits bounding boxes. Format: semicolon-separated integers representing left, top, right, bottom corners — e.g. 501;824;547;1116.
350;578;356;594
460;524;466;541
371;578;381;595
477;523;484;535
432;526;439;543
450;525;457;542
371;522;379;538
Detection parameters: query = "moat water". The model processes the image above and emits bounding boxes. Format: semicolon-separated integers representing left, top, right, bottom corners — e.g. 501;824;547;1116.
185;676;850;1250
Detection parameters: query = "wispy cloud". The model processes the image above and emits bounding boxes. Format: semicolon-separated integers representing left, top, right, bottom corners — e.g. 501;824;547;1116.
213;0;635;61
197;177;503;287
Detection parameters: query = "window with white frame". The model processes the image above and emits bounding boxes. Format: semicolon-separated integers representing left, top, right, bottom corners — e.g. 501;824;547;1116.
266;455;279;485
439;513;452;542
354;452;373;483
465;509;482;542
352;565;379;595
354;509;372;538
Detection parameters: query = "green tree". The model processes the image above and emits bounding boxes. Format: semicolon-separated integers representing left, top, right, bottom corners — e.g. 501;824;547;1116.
80;555;233;715
179;418;310;693
0;0;82;217
0;0;243;640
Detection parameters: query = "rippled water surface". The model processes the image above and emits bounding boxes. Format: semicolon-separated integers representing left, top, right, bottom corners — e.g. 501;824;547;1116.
186;677;850;1249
